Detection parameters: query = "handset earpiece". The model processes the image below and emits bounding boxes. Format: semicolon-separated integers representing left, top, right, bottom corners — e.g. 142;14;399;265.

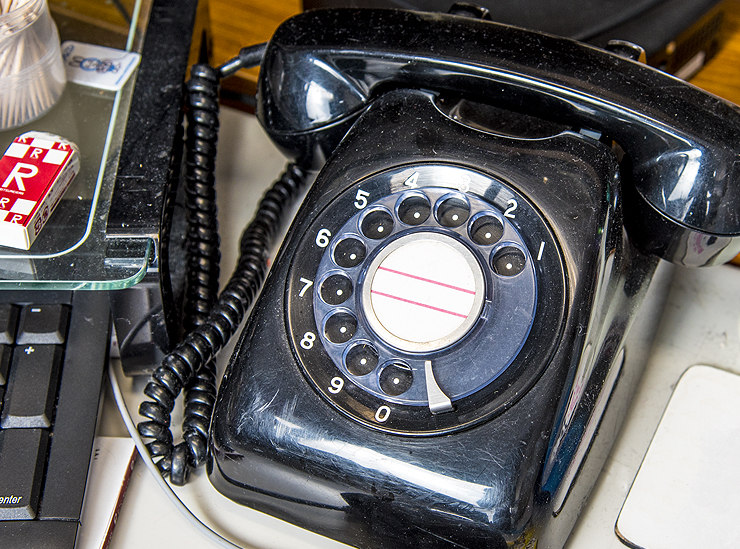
257;8;740;266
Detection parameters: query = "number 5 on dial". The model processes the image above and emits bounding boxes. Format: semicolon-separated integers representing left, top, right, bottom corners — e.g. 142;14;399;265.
354;189;370;209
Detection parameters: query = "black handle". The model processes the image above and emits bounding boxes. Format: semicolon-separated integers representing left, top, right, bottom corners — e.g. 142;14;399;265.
257;8;740;265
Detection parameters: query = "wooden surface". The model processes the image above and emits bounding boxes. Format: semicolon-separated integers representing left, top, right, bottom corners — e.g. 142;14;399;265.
691;0;740;104
208;0;301;97
46;0;740;104
209;0;740;104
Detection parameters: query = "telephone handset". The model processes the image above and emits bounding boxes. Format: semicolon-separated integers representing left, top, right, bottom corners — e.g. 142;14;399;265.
208;8;740;549
259;8;740;268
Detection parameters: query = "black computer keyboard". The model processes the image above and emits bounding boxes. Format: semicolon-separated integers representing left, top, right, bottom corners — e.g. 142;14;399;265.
0;290;111;549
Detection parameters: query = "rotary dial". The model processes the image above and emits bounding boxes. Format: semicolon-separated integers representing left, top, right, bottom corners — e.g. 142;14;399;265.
287;164;565;434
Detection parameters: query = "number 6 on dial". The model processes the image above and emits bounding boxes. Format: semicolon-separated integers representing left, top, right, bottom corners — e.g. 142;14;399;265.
316;228;332;247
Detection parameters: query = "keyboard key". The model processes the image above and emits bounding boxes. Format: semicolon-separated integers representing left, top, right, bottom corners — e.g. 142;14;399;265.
0;428;49;519
16;304;69;345
40;292;110;521
0;304;18;344
0;345;10;385
1;345;63;429
0;520;78;549
0;291;110;547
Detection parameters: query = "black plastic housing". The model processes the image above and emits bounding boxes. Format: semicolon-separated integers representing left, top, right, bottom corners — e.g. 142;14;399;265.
208;8;740;547
303;0;724;75
209;89;662;548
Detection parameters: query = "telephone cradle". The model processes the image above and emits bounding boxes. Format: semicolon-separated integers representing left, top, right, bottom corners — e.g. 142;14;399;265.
206;8;740;549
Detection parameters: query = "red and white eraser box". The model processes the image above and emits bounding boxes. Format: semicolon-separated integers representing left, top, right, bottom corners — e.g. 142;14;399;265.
0;131;80;250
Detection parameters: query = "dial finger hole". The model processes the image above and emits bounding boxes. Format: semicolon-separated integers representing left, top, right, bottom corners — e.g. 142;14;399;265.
320;274;353;305
470;214;504;246
345;343;379;376
491;245;527;277
333;238;366;268
397;193;431;225
361;208;394;240
436;195;470;227
324;311;358;344
379;361;413;396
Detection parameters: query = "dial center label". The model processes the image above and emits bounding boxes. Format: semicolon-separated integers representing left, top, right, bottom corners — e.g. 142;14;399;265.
363;233;485;352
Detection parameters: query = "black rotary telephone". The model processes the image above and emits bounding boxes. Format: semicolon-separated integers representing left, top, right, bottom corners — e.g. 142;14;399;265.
203;7;740;549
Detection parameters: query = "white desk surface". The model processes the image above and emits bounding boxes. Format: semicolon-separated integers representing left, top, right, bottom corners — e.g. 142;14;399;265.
99;107;740;549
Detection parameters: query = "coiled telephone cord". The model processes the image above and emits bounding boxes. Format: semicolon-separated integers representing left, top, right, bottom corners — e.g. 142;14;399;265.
136;44;309;485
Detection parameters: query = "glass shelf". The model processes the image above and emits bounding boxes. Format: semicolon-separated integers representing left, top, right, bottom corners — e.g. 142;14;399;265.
0;0;153;290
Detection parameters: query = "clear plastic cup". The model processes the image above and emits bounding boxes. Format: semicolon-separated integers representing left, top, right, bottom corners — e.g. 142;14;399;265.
0;0;66;130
